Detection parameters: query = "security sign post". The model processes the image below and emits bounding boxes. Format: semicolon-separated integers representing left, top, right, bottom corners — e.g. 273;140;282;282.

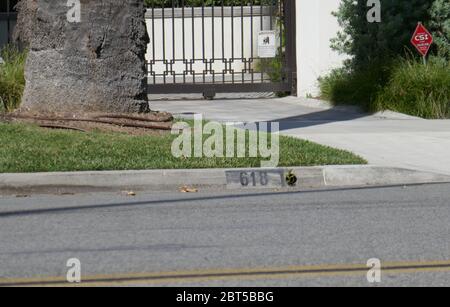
411;22;433;64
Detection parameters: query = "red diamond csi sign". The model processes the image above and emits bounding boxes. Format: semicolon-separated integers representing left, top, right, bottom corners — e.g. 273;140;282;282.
411;22;433;57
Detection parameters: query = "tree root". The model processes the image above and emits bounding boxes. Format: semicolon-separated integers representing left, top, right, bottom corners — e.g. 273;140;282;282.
37;124;88;133
92;113;173;122
8;114;173;131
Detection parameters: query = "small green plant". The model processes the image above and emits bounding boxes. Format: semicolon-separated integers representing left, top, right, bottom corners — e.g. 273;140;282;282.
258;56;283;83
0;45;27;112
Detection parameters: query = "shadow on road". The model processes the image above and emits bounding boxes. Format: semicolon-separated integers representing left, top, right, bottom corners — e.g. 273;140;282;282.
0;183;438;219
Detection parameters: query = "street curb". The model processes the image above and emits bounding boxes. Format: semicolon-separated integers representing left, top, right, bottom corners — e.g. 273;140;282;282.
1;165;450;194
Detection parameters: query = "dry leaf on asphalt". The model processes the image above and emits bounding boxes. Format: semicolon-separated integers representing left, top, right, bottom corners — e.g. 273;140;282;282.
122;191;136;196
179;186;198;193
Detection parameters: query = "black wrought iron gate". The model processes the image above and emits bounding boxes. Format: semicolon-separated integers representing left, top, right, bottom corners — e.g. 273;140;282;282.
146;0;296;97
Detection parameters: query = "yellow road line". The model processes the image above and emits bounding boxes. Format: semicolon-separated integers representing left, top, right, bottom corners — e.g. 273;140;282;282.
1;260;450;287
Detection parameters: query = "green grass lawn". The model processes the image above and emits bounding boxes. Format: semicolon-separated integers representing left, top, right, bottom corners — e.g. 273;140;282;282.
0;122;366;173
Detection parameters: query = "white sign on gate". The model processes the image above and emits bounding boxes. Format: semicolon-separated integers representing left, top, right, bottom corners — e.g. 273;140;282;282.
257;31;277;58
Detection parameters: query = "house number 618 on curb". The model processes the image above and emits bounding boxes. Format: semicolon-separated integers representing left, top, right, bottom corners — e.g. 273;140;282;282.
240;171;269;187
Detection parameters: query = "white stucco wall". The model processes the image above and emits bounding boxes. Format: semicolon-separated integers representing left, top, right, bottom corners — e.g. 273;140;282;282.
296;0;346;97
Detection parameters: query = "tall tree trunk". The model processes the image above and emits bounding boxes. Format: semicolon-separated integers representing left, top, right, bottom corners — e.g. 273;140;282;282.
14;0;149;113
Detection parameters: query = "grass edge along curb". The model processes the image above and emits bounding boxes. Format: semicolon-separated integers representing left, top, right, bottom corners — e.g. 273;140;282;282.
0;122;366;173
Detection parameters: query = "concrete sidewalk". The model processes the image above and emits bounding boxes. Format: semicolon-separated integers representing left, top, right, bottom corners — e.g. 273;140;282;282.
150;96;450;175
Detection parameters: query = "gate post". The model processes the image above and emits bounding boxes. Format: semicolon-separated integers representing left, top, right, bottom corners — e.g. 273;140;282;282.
284;0;297;96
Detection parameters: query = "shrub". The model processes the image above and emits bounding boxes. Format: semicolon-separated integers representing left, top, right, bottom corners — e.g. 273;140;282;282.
320;58;450;118
320;0;450;118
374;58;450;118
331;0;434;70
318;61;392;111
429;0;450;61
0;45;26;112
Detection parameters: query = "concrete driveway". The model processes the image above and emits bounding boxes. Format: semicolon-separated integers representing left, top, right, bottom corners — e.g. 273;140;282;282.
150;96;450;175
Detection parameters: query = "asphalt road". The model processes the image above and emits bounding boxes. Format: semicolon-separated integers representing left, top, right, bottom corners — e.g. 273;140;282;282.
0;183;449;287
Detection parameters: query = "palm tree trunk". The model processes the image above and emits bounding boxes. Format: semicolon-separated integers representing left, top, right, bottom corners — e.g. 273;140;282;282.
14;0;150;113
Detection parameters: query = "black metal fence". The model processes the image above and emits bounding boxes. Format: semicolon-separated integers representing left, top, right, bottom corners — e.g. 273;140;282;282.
0;0;18;50
146;0;296;97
